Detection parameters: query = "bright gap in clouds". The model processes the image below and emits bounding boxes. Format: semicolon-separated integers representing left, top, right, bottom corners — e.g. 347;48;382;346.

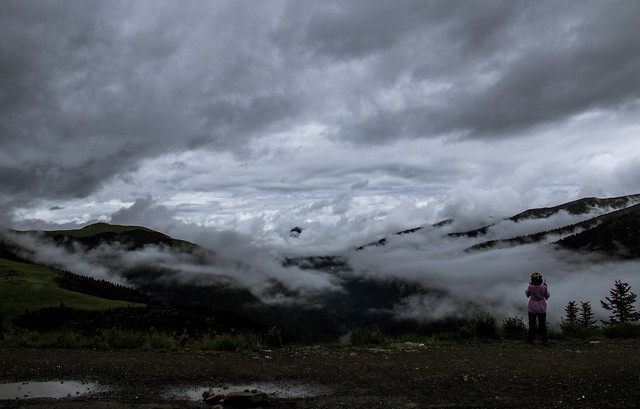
11;107;640;246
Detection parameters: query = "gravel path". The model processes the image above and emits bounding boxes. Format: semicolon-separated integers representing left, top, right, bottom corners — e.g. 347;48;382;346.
1;340;639;408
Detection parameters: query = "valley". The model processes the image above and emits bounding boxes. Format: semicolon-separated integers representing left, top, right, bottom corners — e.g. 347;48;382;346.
2;194;640;343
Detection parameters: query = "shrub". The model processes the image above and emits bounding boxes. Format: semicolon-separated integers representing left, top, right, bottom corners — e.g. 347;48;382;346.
560;320;582;334
5;330;91;348
108;331;145;349
193;334;221;351
466;313;497;339
143;333;180;351
501;316;526;339
560;321;604;341
0;327;268;351
603;322;640;339
206;333;242;351
263;326;283;349
195;333;264;352
349;325;387;346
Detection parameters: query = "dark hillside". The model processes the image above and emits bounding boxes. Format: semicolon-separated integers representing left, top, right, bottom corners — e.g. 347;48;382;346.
122;265;262;310
283;255;351;272
448;225;490;238
467;217;601;251
556;203;640;258
122;264;350;343
283;255;452;335
450;193;640;238
44;223;157;237
469;203;640;257
55;270;152;304
356;226;427;250
509;193;640;221
41;222;196;251
0;239;30;263
321;277;435;329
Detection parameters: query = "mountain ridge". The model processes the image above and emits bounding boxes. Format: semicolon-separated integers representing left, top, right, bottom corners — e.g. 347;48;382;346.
467;202;640;255
449;193;640;239
354;193;640;252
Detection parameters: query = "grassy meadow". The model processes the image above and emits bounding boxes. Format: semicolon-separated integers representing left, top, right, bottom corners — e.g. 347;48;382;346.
0;257;144;320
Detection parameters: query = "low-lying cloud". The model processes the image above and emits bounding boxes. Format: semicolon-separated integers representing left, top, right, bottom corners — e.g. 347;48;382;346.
8;226;342;306
347;221;640;325
9;203;640;328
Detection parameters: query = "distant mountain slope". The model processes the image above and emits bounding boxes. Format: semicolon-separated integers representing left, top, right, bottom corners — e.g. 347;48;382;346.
555;203;640;258
509;194;640;221
347;193;640;260
450;193;640;238
358;194;640;246
40;222;197;251
356;226;428;250
469;202;640;258
44;222;159;237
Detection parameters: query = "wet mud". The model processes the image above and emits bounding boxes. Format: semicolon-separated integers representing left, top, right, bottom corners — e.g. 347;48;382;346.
1;341;639;408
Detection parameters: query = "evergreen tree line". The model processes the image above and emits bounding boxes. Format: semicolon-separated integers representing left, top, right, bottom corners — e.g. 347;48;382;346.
563;280;640;328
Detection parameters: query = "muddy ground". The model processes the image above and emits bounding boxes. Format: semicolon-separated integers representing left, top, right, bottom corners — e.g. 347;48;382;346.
1;340;639;409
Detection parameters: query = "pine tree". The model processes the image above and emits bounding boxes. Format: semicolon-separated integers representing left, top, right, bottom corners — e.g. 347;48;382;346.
600;280;640;323
579;301;596;328
564;301;579;324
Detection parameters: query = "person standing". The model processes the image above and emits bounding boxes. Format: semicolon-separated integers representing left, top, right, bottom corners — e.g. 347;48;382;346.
525;271;550;345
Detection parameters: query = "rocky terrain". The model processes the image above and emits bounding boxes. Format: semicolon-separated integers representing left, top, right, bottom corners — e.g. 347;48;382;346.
1;340;639;408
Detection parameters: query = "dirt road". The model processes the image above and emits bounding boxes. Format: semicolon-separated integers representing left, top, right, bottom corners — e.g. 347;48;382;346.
1;340;639;408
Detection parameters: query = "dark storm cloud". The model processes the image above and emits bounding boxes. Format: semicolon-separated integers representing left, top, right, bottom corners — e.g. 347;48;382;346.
274;1;433;59
281;1;520;62
1;0;639;219
0;1;315;214
453;3;640;137
0;1;183;204
316;0;640;141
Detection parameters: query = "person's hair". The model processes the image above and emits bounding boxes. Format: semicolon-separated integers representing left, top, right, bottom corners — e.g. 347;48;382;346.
530;275;543;285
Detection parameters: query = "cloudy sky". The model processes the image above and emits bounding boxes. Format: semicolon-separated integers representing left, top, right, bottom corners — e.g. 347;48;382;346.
2;0;640;250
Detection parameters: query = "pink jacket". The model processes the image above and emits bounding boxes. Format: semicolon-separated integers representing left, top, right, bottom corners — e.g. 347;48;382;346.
525;284;550;313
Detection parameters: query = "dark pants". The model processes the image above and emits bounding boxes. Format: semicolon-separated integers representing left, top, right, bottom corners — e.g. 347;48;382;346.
527;312;547;344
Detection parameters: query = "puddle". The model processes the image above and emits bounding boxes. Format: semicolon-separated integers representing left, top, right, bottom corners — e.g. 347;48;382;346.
0;381;105;400
170;382;330;401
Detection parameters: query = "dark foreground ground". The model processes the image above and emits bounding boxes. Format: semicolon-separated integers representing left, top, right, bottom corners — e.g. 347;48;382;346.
1;340;639;409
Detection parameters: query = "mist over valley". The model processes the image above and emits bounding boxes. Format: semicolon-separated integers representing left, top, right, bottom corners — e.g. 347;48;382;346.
3;194;640;342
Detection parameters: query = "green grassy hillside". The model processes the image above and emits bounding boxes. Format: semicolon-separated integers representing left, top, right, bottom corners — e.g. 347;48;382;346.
0;258;144;320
